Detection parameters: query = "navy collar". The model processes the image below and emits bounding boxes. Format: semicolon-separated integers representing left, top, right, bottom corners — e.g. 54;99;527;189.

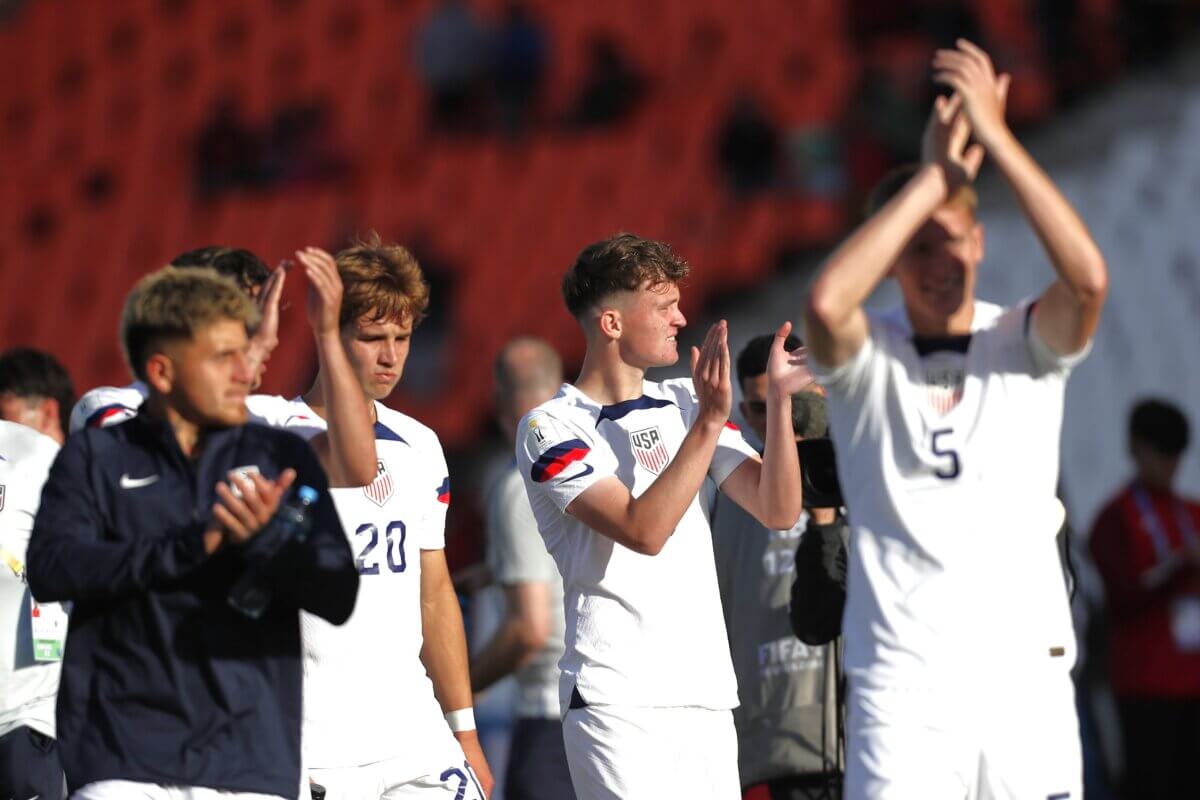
912;335;972;356
595;396;676;426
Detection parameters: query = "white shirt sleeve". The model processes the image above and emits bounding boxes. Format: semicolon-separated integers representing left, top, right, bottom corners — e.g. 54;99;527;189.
811;333;878;400
420;434;451;550
517;410;615;515
1021;299;1093;376
69;385;143;433
710;420;759;487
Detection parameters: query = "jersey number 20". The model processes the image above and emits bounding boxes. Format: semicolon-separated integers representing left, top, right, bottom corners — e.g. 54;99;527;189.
354;520;407;574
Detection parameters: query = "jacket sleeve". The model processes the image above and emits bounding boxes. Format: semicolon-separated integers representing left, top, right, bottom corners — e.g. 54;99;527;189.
27;436;210;603
266;436;359;625
789;514;848;645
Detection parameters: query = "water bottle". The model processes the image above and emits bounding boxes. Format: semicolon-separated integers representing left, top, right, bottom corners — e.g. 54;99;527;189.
227;485;319;619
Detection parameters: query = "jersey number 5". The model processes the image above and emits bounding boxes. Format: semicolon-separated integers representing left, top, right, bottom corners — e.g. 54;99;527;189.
931;428;961;480
354;520;407;575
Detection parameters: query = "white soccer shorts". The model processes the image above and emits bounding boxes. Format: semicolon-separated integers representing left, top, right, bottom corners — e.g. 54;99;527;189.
72;781;286;800
561;702;741;800
845;670;1082;800
304;750;485;800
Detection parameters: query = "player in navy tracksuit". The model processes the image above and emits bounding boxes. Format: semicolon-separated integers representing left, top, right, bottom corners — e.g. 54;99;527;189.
27;265;359;799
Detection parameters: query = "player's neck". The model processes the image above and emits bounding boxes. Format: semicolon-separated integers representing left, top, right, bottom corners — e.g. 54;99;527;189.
907;299;975;337
144;395;204;458
574;348;645;405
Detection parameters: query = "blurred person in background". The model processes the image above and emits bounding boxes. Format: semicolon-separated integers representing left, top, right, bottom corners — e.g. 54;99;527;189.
27;266;358;799
0;349;75;800
804;39;1107;799
1089;398;1200;800
0;348;75;445
492;2;548;136
70;246;282;432
715;94;782;198
712;334;842;799
469;337;575;800
561;36;645;130
415;0;490;134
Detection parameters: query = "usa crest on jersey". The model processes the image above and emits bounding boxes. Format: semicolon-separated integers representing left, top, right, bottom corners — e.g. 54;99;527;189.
364;459;394;507
630;426;669;473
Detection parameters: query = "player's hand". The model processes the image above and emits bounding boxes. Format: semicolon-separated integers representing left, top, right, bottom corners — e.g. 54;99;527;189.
207;469;298;548
297;246;344;338
454;731;494;798
765;321;816;397
690;320;732;428
932;39;1012;151
246;262;288;390
920;91;983;198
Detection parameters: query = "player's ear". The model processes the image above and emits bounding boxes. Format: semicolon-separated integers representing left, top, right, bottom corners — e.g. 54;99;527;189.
598;307;622;341
144;352;175;395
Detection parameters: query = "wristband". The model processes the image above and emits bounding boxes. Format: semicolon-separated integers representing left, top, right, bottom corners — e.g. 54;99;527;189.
445;707;476;732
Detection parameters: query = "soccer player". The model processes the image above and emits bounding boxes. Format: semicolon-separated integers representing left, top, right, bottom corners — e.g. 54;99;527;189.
516;233;807;799
0;419;66;800
69;246;283;432
247;238;494;799
803;40;1108;798
27;266;359;799
0;348;75;444
470;337;575;800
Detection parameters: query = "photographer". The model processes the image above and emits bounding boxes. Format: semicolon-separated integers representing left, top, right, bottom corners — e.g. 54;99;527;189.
712;334;841;800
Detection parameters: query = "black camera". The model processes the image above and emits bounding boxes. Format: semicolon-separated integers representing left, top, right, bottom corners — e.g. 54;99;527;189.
798;438;843;509
792;392;843;509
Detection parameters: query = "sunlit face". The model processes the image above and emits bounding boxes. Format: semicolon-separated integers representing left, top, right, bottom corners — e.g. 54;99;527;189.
892;204;983;333
612;282;687;369
342;313;413;401
157;319;253;427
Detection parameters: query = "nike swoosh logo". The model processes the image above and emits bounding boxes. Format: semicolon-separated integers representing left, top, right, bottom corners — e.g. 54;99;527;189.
120;473;160;489
558;463;594;484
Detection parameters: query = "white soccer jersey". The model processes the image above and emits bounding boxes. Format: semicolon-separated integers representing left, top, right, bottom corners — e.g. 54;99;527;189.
69;381;149;432
0;421;63;739
813;299;1084;691
517;379;758;710
251;396;458;774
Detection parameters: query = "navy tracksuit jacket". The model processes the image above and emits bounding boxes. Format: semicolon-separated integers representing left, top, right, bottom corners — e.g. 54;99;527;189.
27;412;359;797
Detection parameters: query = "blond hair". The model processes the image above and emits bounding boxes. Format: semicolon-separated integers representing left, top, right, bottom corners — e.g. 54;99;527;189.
120;266;259;381
865;163;978;218
335;233;430;329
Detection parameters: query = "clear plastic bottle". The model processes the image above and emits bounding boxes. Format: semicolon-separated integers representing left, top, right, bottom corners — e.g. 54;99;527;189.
227;485;318;619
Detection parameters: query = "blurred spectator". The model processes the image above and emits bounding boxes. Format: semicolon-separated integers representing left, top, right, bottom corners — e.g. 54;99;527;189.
0;348;74;445
715;94;782;198
562;35;645;130
263;100;348;186
492;2;548;137
415;0;491;133
193;95;262;199
1089;399;1200;800
470;337;575;800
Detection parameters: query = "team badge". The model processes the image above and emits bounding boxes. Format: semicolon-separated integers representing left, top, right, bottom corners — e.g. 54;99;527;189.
923;356;965;416
630;426;670;474
364;459;394;507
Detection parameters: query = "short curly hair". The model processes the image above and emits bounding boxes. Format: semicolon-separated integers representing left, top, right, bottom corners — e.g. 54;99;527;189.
335;233;431;329
562;233;689;319
120;266;259;382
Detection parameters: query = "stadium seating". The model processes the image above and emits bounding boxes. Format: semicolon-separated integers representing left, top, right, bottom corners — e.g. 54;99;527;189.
0;0;1113;447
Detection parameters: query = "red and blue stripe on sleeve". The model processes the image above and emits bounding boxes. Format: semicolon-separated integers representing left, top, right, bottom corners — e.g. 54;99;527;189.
436;476;451;505
530;439;590;483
